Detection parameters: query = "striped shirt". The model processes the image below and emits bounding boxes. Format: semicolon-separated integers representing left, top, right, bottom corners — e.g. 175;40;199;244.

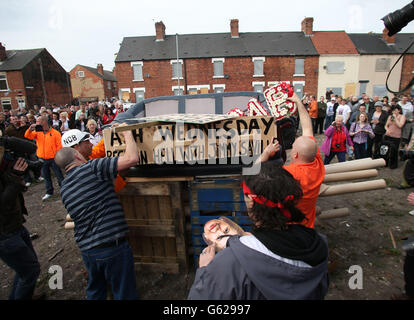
60;157;129;251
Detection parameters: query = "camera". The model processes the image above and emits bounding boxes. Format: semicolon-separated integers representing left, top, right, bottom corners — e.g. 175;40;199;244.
382;1;414;36
335;143;341;148
35;124;43;132
0;136;43;174
399;149;414;161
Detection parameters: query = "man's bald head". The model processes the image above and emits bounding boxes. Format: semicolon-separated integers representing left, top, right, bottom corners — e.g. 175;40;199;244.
55;147;78;171
291;136;317;163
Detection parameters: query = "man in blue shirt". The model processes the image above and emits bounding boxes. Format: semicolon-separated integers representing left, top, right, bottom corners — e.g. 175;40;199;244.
55;129;139;300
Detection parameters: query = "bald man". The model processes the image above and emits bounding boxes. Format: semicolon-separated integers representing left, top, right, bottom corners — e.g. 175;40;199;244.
259;93;325;228
55;129;139;300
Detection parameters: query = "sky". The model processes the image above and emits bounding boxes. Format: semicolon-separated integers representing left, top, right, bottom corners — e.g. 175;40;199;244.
2;0;414;72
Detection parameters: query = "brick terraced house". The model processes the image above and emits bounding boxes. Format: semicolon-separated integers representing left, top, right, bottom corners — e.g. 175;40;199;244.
69;64;117;103
0;42;72;111
114;19;319;103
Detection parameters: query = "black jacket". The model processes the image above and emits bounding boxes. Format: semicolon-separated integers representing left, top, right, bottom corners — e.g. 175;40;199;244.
0;169;27;235
188;227;329;300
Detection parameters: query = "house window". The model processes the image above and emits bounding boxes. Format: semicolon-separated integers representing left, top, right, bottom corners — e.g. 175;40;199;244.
252;57;265;77
77;71;85;78
107;81;111;90
134;88;145;103
187;85;210;95
131;61;143;81
252;82;265;93
331;87;343;96
326;61;345;74
373;85;387;97
188;87;198;95
172;86;184;96
213;84;225;93
375;58;391;72
1;99;12;111
0;73;9;91
171;60;183;79
17;97;25;109
212;58;224;78
294;58;305;76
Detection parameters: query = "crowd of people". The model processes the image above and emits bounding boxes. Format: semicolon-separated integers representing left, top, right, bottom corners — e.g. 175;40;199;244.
0;100;125;192
1;89;414;301
302;91;414;170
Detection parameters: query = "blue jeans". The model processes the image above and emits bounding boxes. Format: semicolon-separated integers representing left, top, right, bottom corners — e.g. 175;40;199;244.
325;115;334;130
81;240;139;300
40;158;64;195
354;142;367;160
0;226;40;300
324;151;346;164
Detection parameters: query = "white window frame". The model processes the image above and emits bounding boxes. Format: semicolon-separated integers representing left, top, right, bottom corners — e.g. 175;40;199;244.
133;87;145;102
252;57;265;77
172;85;184;96
77;71;85;78
131;61;144;82
267;81;290;87
186;84;210;92
293;58;305;77
0;73;9;91
213;84;226;93
252;81;265;93
212;58;225;78
16;97;26;109
170;59;184;80
1;98;12;110
107;81;111;89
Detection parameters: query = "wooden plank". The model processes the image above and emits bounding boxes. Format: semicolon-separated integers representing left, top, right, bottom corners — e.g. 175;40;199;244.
128;225;176;237
133;255;178;264
170;182;189;272
126;176;194;183
134;262;179;274
118;183;170;196
146;196;165;257
125;218;174;226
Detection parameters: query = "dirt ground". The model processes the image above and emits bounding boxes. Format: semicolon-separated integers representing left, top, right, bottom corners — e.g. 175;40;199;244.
1;134;413;300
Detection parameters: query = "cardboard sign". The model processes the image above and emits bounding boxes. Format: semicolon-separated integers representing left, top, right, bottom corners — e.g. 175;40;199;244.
103;116;278;166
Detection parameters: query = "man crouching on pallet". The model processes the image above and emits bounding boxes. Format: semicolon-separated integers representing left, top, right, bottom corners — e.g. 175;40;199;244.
258;92;325;229
54;128;139;300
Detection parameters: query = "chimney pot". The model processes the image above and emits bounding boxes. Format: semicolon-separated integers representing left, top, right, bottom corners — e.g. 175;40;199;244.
231;19;239;38
301;17;314;36
155;21;166;41
382;28;395;44
0;42;6;61
97;64;104;75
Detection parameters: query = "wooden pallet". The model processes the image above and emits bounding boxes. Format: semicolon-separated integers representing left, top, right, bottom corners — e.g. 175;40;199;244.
118;177;192;274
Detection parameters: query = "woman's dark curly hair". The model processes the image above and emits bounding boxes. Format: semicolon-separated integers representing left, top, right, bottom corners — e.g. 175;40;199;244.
243;162;306;230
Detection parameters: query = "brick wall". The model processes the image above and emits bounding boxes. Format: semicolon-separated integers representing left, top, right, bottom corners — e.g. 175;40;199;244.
69;65;105;100
400;54;414;95
22;50;71;108
0;71;25;110
115;56;319;102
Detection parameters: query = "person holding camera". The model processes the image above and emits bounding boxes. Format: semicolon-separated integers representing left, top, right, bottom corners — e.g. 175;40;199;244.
24;116;64;201
0;152;41;300
383;105;406;169
321;115;354;165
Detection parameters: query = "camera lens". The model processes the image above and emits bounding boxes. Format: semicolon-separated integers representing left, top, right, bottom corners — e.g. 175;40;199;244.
382;1;414;36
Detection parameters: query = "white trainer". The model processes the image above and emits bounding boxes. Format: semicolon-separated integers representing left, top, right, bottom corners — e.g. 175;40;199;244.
42;194;53;201
25;182;31;187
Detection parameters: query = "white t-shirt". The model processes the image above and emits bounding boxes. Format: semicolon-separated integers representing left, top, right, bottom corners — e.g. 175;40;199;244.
336;104;351;123
399;101;413;116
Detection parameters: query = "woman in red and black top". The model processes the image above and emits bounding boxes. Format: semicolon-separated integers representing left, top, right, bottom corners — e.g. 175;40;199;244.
320;114;354;165
102;107;115;125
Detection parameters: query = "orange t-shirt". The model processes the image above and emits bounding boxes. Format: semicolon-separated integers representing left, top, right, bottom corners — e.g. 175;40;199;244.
90;139;127;193
283;136;325;228
308;101;318;119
